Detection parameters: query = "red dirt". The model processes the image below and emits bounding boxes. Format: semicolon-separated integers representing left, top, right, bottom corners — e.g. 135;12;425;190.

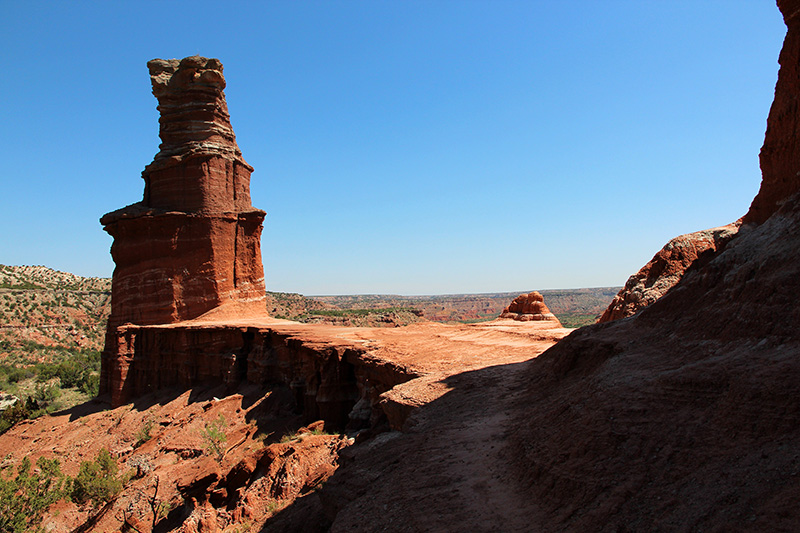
0;318;570;532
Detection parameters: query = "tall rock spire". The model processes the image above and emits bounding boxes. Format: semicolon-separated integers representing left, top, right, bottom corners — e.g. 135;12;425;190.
99;56;266;401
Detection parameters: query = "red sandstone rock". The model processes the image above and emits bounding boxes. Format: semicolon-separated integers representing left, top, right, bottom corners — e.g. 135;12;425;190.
100;56;267;405
598;221;740;322
499;291;561;324
745;0;800;224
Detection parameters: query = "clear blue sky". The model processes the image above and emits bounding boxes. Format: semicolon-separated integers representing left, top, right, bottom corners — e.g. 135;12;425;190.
0;1;785;295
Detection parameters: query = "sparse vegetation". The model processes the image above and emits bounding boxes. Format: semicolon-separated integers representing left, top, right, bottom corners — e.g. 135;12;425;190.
313;288;619;324
0;345;101;435
71;448;122;507
0;449;125;531
0;456;70;533
200;414;228;460
306;307;419;318
279;426;332;443
135;418;155;448
265;499;288;515
0;266;108;431
557;313;599;328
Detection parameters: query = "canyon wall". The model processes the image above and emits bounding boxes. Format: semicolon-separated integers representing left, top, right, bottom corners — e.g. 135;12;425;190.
746;0;800;224
601;0;800;323
100;57;267;400
511;3;800;529
109;322;417;428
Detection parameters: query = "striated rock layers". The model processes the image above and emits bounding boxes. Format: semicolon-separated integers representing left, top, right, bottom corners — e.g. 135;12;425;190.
499;291;561;324
598;222;740;322
100;56;266;403
510;3;800;530
746;0;800;224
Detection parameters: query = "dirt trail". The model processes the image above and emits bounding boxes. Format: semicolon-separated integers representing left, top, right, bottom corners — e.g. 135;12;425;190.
321;321;568;532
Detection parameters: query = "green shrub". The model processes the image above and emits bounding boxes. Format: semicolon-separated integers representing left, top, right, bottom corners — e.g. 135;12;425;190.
280;426;332;443
71;449;121;506
135;418;155;448
200;414;228;460
0;456;69;533
79;373;99;397
0;402;30;435
32;349;100;398
34;383;60;406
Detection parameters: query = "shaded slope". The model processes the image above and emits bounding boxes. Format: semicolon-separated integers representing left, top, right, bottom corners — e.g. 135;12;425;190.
597;222;739;323
512;194;800;531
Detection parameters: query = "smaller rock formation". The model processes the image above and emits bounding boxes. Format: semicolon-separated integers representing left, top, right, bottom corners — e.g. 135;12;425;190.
598;222;740;323
500;291;561;324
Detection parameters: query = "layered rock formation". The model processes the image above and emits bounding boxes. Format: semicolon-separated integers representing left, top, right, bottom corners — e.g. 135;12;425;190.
499;291;561;324
508;3;800;529
100;56;266;404
745;0;800;224
110;321;417;428
598;222;740;322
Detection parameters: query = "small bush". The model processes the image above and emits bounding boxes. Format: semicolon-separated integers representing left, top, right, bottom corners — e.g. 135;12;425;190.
79;373;99;397
200;414;227;460
0;402;30;435
34;383;60;406
71;449;122;506
135;418;155;448
279;426;331;443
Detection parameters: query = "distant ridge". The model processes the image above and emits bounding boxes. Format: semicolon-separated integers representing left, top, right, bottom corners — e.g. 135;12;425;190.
0;264;618;328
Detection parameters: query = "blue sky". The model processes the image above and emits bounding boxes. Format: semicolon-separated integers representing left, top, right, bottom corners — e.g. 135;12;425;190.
0;1;785;295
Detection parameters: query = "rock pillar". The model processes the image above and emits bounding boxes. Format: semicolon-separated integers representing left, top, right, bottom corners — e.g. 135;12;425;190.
99;56;266;404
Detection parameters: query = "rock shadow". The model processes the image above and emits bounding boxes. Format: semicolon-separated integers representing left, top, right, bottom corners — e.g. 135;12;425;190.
260;358;540;532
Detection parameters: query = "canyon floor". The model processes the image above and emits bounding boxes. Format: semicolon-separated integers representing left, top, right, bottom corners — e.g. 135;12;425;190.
0;314;571;532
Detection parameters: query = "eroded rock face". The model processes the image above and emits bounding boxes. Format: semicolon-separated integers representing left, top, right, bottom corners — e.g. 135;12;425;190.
100;56;266;402
107;322;416;425
499;291;561;324
745;0;800;224
598;222;740;323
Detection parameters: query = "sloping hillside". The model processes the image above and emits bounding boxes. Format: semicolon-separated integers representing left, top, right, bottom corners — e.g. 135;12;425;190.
0;265;110;357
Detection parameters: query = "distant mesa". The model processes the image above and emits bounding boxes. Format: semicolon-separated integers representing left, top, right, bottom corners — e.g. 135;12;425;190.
499;291;561;325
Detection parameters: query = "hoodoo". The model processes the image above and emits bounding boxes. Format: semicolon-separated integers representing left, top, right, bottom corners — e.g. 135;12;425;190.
99;56;266;403
499;291;561;324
